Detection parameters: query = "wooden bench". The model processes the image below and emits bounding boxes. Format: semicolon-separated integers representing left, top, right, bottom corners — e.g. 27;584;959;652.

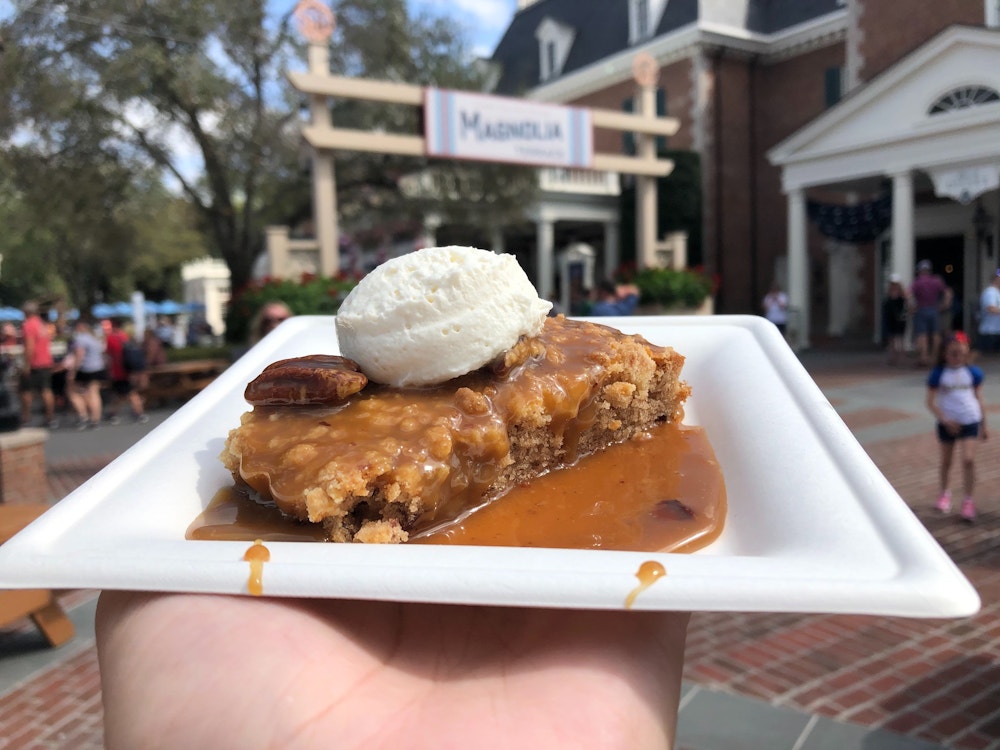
0;504;75;648
141;359;229;406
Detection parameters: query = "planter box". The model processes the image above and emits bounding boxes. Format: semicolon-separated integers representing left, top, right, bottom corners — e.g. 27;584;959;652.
637;296;714;316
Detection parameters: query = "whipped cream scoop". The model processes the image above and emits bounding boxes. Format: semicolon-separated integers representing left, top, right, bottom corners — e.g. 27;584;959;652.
335;246;552;387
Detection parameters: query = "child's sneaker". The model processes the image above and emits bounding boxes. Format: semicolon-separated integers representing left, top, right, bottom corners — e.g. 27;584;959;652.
935;490;952;513
960;497;976;523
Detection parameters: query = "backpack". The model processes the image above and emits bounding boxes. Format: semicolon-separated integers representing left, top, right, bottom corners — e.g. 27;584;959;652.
122;340;147;372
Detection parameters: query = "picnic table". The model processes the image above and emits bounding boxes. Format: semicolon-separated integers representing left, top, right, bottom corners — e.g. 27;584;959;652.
141;358;229;406
0;504;75;647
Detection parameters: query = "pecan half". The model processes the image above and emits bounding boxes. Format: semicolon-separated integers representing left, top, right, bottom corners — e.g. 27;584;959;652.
245;354;368;406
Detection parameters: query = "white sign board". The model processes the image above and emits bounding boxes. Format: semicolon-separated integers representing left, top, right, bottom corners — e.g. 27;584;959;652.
424;88;593;169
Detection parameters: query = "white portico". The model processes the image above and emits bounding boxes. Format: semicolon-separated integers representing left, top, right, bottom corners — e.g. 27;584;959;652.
769;26;1000;350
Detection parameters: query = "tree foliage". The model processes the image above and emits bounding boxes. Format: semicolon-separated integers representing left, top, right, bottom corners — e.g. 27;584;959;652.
1;0;306;299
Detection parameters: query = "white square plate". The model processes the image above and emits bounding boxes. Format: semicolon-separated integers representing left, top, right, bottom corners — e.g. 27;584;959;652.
0;315;980;616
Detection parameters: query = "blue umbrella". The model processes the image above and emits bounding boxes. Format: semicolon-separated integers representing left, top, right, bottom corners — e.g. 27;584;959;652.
111;301;133;318
156;300;183;315
0;307;24;321
46;308;79;322
91;303;116;319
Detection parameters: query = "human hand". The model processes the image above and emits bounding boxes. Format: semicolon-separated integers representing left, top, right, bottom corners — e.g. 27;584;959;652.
97;592;690;750
943;420;961;436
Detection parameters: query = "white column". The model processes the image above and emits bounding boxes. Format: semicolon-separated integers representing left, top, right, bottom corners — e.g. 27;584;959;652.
536;219;554;299
419;213;441;250
636;84;657;269
490;226;505;254
891;170;915;285
603;220;619;280
266;225;290;278
787;188;810;350
309;42;338;277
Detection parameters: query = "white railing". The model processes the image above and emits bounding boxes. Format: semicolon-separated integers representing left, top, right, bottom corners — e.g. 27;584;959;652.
538;168;620;196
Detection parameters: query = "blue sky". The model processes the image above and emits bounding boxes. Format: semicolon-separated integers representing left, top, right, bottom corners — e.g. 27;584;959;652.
405;0;517;57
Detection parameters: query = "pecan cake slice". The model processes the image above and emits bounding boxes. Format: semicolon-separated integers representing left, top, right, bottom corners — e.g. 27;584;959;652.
220;316;689;543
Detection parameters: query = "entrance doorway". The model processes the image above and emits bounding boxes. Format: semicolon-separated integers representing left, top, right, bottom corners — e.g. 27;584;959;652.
916;235;964;332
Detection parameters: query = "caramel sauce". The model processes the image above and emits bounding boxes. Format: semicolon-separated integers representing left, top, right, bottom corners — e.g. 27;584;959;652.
624;561;667;609
242;539;270;596
412;423;724;552
189;422;726;553
189;489;329;542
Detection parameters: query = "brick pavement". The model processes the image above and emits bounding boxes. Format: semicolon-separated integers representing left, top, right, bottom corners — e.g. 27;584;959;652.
1;352;998;749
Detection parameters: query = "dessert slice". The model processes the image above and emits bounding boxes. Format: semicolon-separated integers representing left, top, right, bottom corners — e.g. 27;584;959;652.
220;314;688;543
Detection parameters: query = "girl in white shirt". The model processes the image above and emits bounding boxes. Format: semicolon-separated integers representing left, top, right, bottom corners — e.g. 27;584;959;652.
926;333;987;522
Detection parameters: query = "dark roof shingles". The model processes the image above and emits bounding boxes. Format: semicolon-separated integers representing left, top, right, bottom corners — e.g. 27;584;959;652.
491;0;842;94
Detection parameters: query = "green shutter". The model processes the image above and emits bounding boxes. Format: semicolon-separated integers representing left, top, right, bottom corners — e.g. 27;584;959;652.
824;67;842;108
656;87;668;153
622;97;635;155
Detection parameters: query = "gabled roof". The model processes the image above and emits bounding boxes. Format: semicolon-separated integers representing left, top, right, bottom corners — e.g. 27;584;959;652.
490;0;843;95
491;0;696;95
747;0;846;33
768;25;1000;190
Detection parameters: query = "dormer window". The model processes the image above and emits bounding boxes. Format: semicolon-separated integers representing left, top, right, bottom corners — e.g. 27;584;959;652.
546;40;557;78
637;0;650;38
629;0;667;44
536;17;576;82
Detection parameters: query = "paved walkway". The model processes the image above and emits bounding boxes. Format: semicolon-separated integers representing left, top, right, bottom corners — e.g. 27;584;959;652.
1;351;998;749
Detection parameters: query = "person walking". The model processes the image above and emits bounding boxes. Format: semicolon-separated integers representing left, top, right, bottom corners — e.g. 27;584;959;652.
882;273;909;366
909;260;951;367
977;268;1000;355
18;301;58;428
761;281;789;337
68;318;107;429
103;318;148;424
927;332;986;523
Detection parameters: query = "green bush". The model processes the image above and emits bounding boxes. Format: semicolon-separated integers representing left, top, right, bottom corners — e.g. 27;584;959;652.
634;267;713;309
225;274;358;344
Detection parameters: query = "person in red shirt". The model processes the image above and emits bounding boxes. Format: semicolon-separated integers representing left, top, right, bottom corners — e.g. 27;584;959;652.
18;301;58;428
104;318;148;424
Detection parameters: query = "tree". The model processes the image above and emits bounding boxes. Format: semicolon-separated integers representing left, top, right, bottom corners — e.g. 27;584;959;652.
0;145;137;310
1;0;306;297
0;144;209;310
126;180;214;301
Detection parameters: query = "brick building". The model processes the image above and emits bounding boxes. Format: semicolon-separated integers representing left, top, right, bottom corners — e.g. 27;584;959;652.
490;0;1000;347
